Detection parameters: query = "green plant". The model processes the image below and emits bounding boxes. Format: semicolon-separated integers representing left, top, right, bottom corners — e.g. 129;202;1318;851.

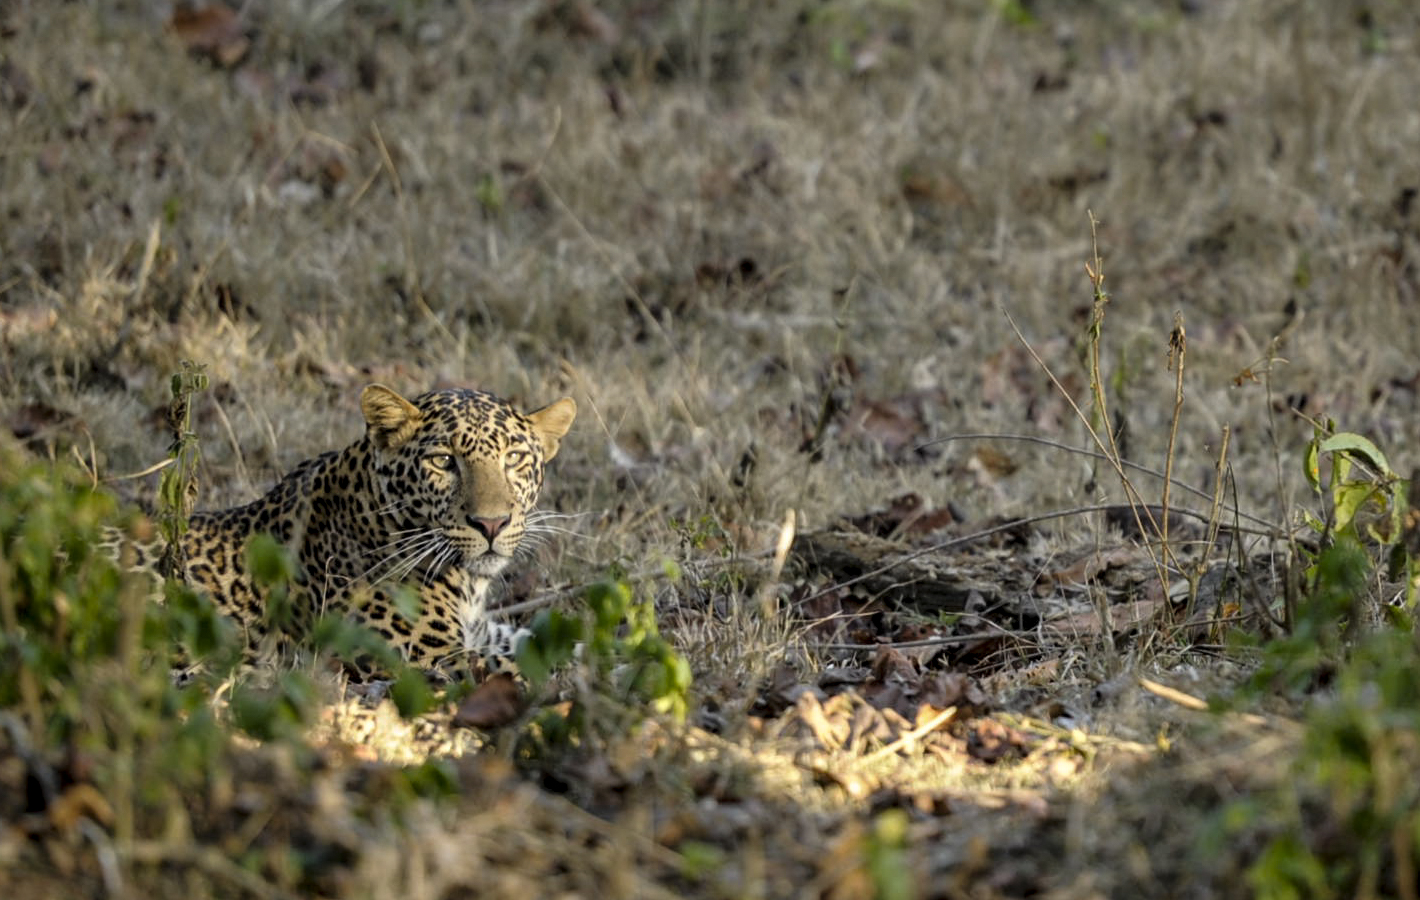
156;360;208;578
244;535;438;721
1234;624;1420;899
1219;428;1420;897
516;577;693;753
1302;425;1416;608
0;437;230;847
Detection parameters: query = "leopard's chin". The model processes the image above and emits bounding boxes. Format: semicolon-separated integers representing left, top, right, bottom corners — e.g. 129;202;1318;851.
463;551;512;577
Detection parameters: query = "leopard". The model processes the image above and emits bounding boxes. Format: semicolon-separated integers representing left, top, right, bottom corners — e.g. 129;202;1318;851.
119;384;576;678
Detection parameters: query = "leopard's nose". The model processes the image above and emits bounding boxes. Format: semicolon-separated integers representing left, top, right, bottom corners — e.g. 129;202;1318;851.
468;515;510;541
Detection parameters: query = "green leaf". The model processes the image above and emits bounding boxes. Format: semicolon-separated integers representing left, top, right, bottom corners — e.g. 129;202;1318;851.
391;585;421;623
517;608;583;688
391;667;435;719
1318;432;1393;478
1332;482;1379;536
397;759;459;799
245;533;296;586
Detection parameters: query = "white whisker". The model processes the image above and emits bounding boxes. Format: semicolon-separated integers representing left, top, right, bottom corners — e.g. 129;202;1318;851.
522;524;582;538
353;530;448;586
525;511;588;526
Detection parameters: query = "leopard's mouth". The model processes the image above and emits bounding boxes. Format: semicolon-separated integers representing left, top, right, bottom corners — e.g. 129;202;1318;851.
463;551;511;576
451;539;513;573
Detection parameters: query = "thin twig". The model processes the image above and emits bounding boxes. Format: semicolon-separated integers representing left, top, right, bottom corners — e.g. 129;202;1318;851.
1137;676;1276;729
1162;311;1187;592
801;501;1279;606
820;630;1034;652
858;705;958;764
915;432;1280;532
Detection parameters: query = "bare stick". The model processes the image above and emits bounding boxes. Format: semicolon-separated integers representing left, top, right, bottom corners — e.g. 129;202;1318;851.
1161;311;1187;593
858;705;959;764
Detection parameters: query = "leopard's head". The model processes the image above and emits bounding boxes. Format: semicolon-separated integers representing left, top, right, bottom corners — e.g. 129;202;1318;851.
359;384;576;577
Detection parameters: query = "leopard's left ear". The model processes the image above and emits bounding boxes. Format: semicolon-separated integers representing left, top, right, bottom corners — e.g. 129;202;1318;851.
526;397;576;461
361;384;423;448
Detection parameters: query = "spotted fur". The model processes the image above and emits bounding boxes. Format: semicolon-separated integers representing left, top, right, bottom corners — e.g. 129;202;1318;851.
133;385;575;675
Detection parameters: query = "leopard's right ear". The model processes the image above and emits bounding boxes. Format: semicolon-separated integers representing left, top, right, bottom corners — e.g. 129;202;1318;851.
361;384;423;448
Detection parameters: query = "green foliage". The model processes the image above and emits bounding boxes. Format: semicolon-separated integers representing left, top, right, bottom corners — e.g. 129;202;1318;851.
866;809;915;900
1224;428;1420;897
516;608;584;688
156;361;208;561
474;172;504;216
247;532;436;720
1302;427;1407;550
390;665;437;719
1237;627;1420;898
1302;427;1417;611
993;0;1039;28
246;532;298;630
0;439;239;847
670;514;731;556
1247;427;1418;694
516;577;693;753
231;673;319;742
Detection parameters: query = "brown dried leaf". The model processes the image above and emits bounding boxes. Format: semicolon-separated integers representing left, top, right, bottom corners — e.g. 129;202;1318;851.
794;692;847;750
843;396;926;454
966;718;1033;763
48;783;113;832
1045;595;1168;637
168;3;250;68
1041;546;1140;590
842;492;924;537
969;445;1018;480
920;672;987;713
452;673;524;729
869;645;918;684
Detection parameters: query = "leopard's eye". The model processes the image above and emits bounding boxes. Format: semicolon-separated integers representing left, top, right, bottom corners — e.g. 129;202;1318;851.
504;449;531;468
426;453;457;471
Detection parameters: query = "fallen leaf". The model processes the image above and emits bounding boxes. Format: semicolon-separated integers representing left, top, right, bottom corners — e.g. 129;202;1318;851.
869;645;918;684
168;3;250;68
842;396;927;455
47;783;113;832
1044;595;1168;637
1040;546;1139;590
920;672;987;712
966;718;1033;763
452;673;523;729
794;692;847;749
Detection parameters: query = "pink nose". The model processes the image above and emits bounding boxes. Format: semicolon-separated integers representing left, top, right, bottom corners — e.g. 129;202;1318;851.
469;515;510;541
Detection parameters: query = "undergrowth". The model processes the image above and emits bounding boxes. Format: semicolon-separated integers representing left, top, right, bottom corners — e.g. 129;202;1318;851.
1050;224;1420;898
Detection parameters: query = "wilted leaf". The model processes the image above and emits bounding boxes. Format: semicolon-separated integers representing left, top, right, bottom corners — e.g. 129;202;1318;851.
168;3;250;67
1045;595;1167;637
966;718;1033;763
1040;546;1139;589
919;672;987;712
47;783;113;832
452;673;524;729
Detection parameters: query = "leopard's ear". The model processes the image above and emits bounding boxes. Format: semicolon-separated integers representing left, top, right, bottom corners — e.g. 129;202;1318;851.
526;397;576;461
361;384;423;448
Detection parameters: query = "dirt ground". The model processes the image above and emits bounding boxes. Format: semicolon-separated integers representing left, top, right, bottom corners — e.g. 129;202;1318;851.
4;1;1420;897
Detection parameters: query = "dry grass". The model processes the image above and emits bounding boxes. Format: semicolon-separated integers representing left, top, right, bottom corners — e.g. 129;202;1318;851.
4;0;1420;895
